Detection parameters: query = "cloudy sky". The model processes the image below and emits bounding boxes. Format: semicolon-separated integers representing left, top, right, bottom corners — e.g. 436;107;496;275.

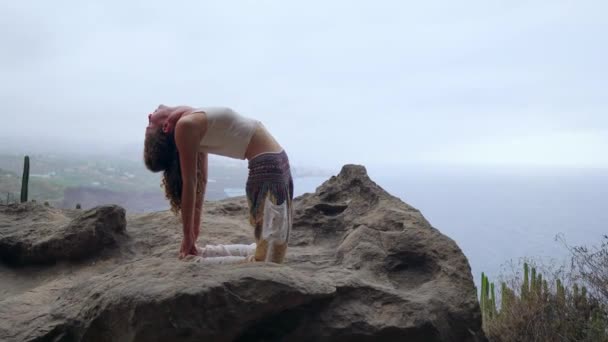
1;0;606;168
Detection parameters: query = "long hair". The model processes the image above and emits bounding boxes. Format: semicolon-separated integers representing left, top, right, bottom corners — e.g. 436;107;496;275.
144;127;205;215
143;127;183;214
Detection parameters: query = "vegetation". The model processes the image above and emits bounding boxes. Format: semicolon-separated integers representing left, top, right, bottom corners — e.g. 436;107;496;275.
481;237;608;342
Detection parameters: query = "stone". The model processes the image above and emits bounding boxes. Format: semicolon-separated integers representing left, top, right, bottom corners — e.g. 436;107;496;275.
0;203;126;265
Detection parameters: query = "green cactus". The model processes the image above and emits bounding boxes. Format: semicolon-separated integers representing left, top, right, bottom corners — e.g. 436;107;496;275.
486;276;491;315
556;279;566;304
481;273;487;327
481;264;608;339
501;282;509;313
531;266;537;294
581;286;587;298
522;262;530;300
490;282;497;317
480;273;485;304
480;272;498;329
535;272;543;299
580;286;589;309
20;156;30;203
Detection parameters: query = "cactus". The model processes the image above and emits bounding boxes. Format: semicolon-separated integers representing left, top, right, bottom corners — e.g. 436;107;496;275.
490;282;497;317
481;272;488;329
581;286;587;300
556;279;566;304
483;264;551;324
480;272;498;329
20;156;30;203
480;272;486;305
536;273;543;298
481;264;608;339
501;282;509;313
580;286;589;309
531;266;537;294
522;262;530;300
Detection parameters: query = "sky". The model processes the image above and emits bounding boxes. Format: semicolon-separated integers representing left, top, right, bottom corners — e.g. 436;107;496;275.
1;0;607;169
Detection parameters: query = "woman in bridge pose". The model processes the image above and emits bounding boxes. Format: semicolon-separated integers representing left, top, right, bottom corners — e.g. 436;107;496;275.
144;105;293;263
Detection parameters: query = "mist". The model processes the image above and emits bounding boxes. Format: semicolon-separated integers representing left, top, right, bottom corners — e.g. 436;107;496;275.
1;1;607;170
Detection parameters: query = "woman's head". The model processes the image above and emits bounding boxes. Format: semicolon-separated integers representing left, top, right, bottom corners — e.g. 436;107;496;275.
145;106;170;136
144;106;175;170
143;106;183;214
143;126;174;171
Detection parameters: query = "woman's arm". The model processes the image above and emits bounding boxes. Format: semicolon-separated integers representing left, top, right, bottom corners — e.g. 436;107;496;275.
174;118;201;258
193;152;208;242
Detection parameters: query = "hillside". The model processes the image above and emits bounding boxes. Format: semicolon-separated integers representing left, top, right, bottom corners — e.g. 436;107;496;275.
0;153;248;210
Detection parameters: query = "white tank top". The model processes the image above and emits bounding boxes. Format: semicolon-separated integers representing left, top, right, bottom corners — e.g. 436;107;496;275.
191;107;260;159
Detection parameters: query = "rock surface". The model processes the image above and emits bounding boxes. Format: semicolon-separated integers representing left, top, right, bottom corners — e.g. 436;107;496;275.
0;204;126;265
0;165;485;342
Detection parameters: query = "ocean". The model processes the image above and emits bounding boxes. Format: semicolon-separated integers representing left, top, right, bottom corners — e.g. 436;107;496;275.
292;165;608;283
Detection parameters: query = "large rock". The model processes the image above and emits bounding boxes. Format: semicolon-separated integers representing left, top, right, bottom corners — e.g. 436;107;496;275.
0;204;126;265
0;165;485;341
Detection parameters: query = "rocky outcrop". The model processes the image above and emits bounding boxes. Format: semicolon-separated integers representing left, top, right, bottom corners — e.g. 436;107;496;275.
0;165;485;342
0;204;126;265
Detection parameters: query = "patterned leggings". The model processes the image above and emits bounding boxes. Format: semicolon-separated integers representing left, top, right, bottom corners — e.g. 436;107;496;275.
245;150;293;263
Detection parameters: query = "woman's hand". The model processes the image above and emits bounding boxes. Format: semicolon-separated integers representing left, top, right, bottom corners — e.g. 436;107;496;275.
179;238;199;259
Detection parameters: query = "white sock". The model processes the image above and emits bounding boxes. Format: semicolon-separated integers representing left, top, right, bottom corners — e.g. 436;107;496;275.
199;243;256;257
193;256;249;264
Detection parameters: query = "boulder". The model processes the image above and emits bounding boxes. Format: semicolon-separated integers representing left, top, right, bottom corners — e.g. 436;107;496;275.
0;203;126;265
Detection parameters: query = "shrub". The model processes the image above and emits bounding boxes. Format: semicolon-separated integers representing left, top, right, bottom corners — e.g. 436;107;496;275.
481;237;608;341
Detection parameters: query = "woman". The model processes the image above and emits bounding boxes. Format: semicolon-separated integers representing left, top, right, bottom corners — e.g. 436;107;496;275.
144;105;293;262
